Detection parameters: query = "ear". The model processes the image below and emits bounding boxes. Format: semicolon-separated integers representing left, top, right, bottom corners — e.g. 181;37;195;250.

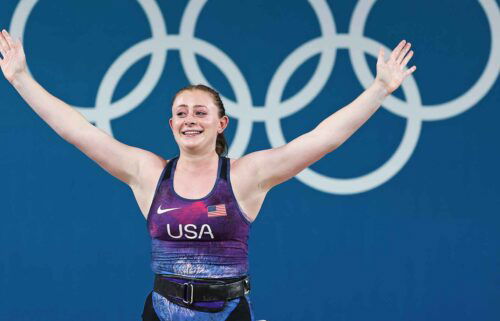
169;118;173;131
218;115;229;133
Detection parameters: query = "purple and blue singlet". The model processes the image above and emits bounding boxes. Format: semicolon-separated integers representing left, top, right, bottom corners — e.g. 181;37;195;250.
146;156;255;320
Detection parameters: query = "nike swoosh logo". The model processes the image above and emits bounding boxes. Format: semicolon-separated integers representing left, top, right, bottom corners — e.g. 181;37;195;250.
157;206;180;215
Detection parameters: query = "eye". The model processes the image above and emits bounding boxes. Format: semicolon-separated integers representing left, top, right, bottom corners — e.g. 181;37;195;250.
177;112;186;116
196;111;207;116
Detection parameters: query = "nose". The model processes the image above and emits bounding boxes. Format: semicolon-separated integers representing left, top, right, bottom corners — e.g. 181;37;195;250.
184;112;197;126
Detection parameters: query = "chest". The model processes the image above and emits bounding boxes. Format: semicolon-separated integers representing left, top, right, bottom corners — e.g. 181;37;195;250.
147;157;253;241
173;171;218;199
148;177;248;242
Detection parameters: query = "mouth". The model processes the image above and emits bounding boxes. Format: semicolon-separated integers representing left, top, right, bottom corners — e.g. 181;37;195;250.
181;130;204;137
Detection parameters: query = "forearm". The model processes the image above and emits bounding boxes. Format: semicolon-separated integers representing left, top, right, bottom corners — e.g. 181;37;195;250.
312;81;389;152
11;71;90;143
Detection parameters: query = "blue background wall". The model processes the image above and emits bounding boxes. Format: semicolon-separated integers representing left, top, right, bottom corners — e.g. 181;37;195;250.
1;0;499;320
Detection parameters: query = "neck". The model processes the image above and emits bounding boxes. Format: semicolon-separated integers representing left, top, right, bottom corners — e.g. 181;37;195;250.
177;150;219;173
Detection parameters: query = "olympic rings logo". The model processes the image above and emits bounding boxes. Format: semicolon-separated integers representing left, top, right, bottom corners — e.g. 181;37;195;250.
10;0;500;194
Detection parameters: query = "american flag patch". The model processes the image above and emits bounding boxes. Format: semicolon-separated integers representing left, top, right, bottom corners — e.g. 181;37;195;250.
207;204;227;217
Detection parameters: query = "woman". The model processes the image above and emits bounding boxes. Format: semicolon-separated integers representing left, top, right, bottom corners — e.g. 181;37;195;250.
0;29;416;320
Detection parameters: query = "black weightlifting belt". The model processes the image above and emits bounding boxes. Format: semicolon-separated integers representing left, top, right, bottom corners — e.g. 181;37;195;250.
153;274;251;305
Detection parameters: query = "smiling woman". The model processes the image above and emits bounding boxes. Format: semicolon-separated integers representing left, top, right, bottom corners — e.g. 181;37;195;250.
170;84;230;157
0;26;416;320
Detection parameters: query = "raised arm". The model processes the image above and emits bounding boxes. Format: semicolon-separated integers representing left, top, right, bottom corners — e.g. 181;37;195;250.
239;40;416;192
0;29;165;215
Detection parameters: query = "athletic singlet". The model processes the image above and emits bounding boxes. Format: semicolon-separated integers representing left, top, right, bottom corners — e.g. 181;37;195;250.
147;155;251;277
146;156;255;320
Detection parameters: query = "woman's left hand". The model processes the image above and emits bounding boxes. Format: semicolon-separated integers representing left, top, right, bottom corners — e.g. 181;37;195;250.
375;40;416;95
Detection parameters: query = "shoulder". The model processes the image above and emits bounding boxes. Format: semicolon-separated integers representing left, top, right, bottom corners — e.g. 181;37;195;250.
227;157;249;175
128;153;169;219
228;157;246;177
226;156;265;192
130;152;168;191
225;156;267;222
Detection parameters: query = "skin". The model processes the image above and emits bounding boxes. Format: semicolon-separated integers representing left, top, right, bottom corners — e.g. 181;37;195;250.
169;89;228;172
0;29;416;222
165;90;268;220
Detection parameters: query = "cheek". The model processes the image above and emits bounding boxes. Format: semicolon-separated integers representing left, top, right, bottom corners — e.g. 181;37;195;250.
171;122;182;134
196;118;214;129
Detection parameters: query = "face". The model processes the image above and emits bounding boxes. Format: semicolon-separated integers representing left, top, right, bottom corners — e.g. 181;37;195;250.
169;89;228;153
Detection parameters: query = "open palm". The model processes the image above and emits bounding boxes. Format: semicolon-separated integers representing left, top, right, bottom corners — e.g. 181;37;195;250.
0;29;27;84
375;40;416;94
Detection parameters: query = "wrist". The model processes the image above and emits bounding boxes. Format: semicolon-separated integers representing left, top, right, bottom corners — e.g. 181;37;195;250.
371;79;389;99
10;70;30;88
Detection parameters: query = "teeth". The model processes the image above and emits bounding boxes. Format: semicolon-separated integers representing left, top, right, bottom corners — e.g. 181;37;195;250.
183;131;201;135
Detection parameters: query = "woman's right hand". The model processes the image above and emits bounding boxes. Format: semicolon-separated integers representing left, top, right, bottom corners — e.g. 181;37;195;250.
0;29;27;84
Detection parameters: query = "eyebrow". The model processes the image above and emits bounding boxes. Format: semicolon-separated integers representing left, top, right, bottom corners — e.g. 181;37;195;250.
176;104;208;109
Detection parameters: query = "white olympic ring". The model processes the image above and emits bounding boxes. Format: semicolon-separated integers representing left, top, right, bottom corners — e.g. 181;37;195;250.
9;0;500;194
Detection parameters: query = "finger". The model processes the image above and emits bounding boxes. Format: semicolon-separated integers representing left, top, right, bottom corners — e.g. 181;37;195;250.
397;42;411;65
405;66;417;77
0;30;11;51
401;50;414;68
377;47;385;64
2;30;16;49
390;40;406;61
0;32;10;54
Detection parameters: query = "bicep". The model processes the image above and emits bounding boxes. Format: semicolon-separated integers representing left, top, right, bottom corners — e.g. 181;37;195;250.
67;122;161;186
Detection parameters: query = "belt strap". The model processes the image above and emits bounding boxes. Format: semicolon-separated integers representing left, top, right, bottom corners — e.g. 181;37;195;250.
154;274;251;305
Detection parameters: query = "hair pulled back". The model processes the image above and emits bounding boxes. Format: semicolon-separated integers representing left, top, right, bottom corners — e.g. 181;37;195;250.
172;84;228;157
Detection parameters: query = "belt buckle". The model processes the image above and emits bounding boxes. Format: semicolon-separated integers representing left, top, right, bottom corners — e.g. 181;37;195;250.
182;282;194;305
243;278;250;294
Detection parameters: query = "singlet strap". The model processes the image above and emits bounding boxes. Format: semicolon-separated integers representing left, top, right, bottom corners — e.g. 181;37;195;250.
220;157;228;181
164;156;178;181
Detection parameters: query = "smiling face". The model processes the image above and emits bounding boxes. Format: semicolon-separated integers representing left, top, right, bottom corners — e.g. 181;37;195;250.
169;89;228;154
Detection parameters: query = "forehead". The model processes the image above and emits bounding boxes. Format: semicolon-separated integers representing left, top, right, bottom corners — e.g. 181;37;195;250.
173;90;215;110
